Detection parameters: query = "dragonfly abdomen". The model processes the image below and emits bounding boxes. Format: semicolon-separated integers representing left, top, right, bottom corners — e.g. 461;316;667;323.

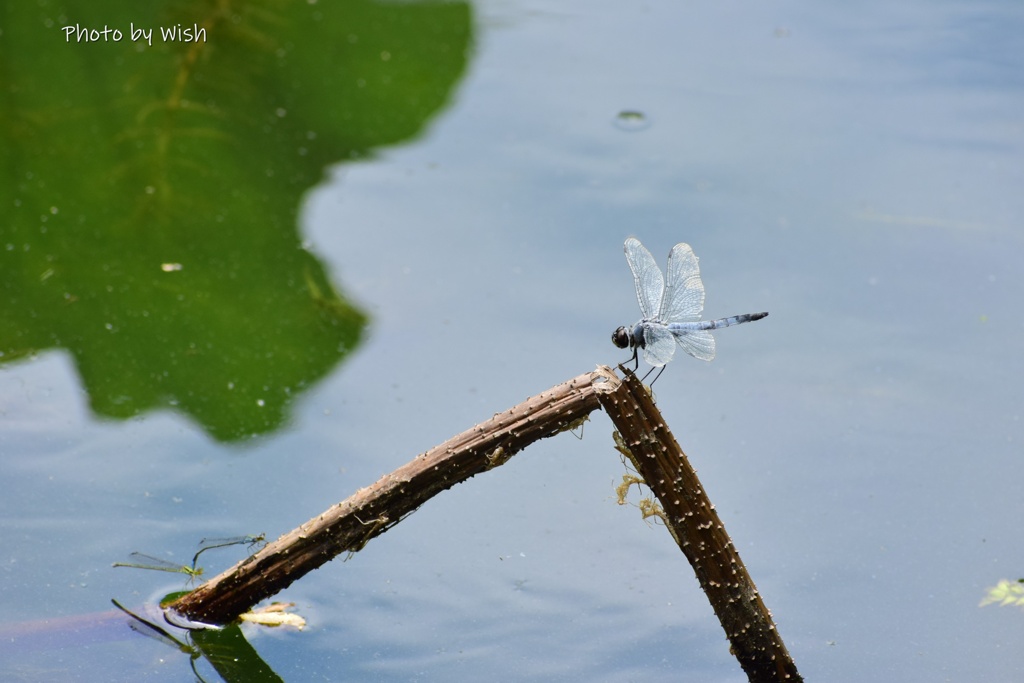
669;312;768;331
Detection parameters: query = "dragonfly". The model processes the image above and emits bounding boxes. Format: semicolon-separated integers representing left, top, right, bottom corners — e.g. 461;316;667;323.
612;237;767;382
112;552;204;583
191;533;266;569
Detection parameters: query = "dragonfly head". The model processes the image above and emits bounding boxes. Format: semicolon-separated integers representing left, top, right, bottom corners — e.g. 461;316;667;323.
612;326;631;349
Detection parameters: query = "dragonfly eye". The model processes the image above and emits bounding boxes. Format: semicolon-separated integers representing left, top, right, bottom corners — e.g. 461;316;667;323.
612;327;630;349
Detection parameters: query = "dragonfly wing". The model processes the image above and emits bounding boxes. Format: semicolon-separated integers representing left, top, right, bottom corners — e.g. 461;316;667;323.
659;242;705;323
671;327;716;361
624;237;664;319
640;322;677;367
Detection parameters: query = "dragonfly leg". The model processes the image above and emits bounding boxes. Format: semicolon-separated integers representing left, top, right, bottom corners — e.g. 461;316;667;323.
643;365;666;387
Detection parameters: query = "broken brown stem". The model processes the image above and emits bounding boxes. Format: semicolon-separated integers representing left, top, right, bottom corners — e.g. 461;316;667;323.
595;367;801;682
168;369;607;625
168;365;801;682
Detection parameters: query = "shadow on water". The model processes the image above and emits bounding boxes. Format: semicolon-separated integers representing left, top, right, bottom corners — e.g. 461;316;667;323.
113;597;289;683
0;0;473;441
